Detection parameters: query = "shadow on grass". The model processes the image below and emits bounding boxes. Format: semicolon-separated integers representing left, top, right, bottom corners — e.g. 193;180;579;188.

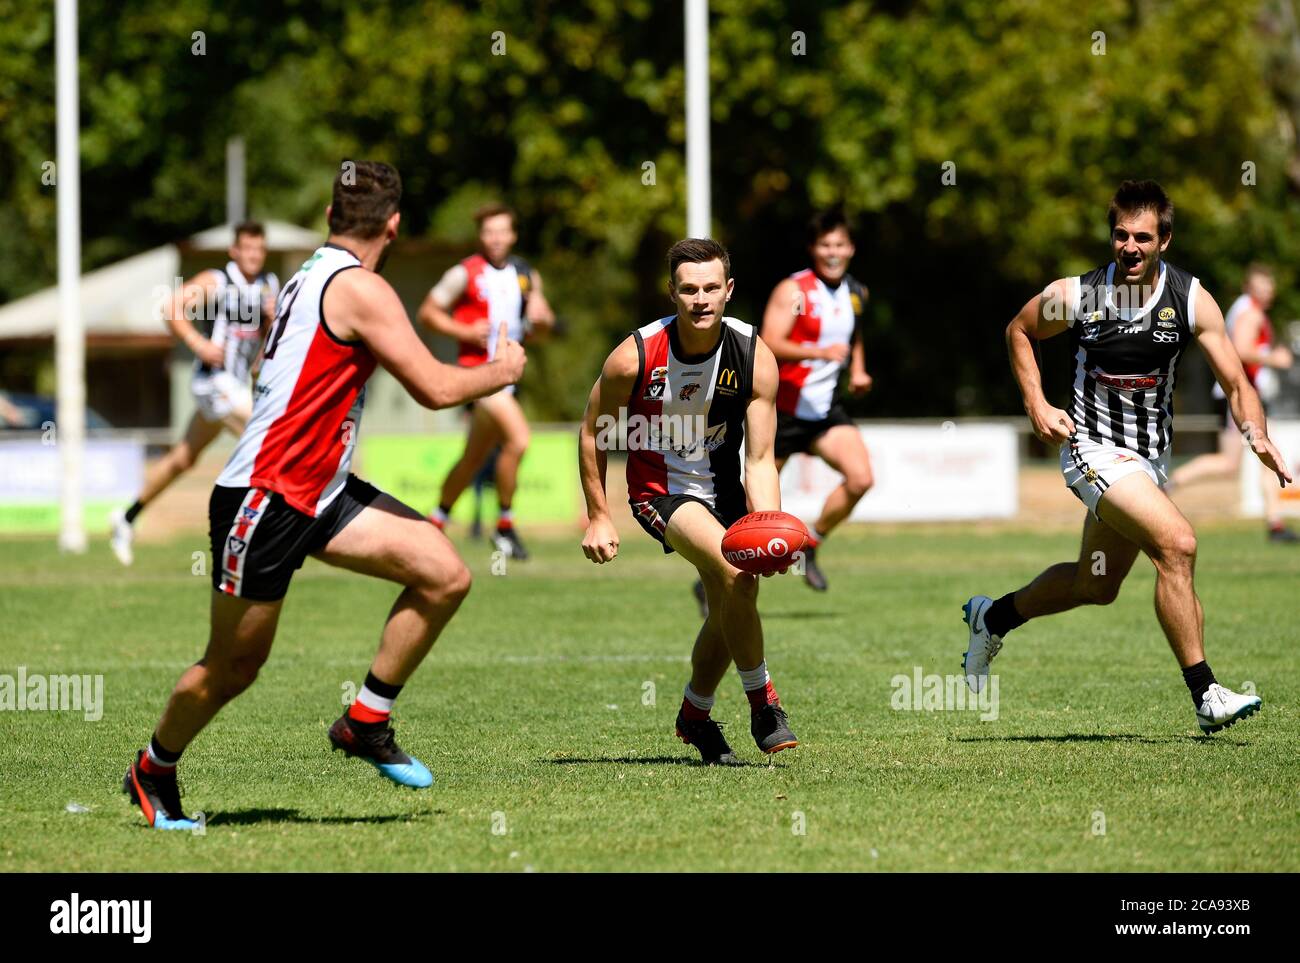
763;611;841;621
950;733;1240;745
547;755;774;768
209;807;443;827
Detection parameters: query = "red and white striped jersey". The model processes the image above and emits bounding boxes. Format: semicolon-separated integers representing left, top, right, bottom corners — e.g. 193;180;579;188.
216;244;376;516
774;269;867;420
624;316;756;512
440;253;533;367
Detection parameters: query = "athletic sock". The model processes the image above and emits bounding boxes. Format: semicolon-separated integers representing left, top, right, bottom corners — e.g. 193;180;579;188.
497;508;514;531
430;506;450;528
1182;660;1217;708
348;671;403;725
124;500;144;525
738;662;779;711
681;684;714;721
809;528;826;548
983;592;1026;638
141;734;181;775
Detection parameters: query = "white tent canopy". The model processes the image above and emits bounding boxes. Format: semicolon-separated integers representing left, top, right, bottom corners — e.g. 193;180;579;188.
0;219;320;340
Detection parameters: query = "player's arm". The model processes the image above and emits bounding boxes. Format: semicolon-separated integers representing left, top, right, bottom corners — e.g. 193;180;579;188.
579;336;639;563
1007;277;1075;444
848;327;872;394
1231;305;1293;371
416;264;488;346
761;278;846;363
1194;285;1292;486
524;270;555;335
743;338;782;513
327;268;524;409
165;269;225;368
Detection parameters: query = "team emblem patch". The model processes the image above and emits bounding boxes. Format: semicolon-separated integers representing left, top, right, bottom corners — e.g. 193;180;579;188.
227;535;247;555
678;383;702;401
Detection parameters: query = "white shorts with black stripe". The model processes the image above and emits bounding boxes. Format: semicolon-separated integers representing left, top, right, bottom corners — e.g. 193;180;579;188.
1060;436;1169;519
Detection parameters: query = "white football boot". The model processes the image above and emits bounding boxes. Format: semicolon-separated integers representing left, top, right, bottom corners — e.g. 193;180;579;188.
108;508;134;566
961;595;1002;694
1195;683;1261;734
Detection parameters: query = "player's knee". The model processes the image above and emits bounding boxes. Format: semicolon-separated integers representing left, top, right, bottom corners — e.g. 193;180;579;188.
1156;530;1197;570
416;561;472;609
844;468;873;500
209;654;263;700
1074;577;1121;606
174;446;197;471
722;568;759;602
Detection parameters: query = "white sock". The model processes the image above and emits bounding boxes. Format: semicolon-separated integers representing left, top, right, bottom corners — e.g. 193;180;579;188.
145;744;177;771
683;683;715;712
355;685;396;716
737;661;770;692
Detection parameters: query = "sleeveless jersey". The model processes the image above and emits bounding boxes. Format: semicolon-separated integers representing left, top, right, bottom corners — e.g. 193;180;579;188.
774;269;867;420
197;261;280;385
1225;293;1272;387
453;253;532;367
625;316;757;513
216;244;376;516
1067;261;1199;459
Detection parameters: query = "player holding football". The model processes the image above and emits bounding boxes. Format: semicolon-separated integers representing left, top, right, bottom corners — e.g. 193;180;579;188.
579;238;798;764
962;180;1287;734
109;222;279;565
760;207;874;591
417;203;554;560
123;162;526;829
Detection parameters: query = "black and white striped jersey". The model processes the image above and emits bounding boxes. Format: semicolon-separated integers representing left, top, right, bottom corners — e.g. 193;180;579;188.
1065;261;1200;459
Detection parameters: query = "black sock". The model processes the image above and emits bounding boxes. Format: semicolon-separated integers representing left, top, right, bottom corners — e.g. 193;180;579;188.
1182;661;1216;707
983;593;1026;638
150;733;182;765
438;503;452;516
124;500;144;525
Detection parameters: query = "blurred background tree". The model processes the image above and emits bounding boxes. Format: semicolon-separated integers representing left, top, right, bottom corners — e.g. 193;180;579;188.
3;0;1298;420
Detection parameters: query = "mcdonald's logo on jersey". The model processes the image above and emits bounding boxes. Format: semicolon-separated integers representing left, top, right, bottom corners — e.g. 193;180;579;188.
717;367;739;396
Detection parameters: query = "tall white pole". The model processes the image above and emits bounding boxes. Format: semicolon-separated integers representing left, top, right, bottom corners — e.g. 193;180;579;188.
56;0;86;553
226;136;246;225
685;0;711;238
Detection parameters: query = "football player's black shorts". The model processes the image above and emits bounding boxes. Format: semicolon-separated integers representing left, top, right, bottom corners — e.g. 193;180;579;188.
774;402;854;460
208;474;382;601
629;491;747;555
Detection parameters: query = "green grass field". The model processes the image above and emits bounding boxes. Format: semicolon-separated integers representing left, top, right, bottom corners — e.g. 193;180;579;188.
1;521;1296;872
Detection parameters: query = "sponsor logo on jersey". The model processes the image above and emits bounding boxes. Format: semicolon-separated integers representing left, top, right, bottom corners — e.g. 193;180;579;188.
651;365;668;381
716;367;739;396
1158;307;1176;321
1118;323;1145;335
678;383;702;401
850;291;864;315
1152;330;1179;343
672;422;727;460
1092;372;1164;391
1157;320;1176;328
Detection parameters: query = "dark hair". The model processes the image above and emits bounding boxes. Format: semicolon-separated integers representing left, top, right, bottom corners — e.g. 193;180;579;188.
667;237;731;283
1108;180;1173;238
1244;262;1274;282
474;202;517;230
807;206;853;246
328;160;402;239
233;220;265;243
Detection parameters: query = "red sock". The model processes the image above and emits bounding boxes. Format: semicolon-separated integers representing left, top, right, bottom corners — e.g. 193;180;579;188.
347;701;389;724
681;696;710;721
745;680;779;712
497;518;514;531
138;753;173;777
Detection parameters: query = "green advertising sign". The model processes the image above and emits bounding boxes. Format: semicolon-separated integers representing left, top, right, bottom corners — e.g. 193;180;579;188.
359;431;580;525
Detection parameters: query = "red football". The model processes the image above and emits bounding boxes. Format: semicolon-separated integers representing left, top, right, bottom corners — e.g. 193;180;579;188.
721;511;810;574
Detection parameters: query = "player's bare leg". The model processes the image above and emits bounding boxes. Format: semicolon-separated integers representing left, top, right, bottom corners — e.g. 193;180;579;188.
667;502;797;755
313;494;472;787
110;413;226;566
124;592;281;830
1009;512;1141;620
803;424;873;590
1169;425;1241;487
477;392;531;559
432;404;501;527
